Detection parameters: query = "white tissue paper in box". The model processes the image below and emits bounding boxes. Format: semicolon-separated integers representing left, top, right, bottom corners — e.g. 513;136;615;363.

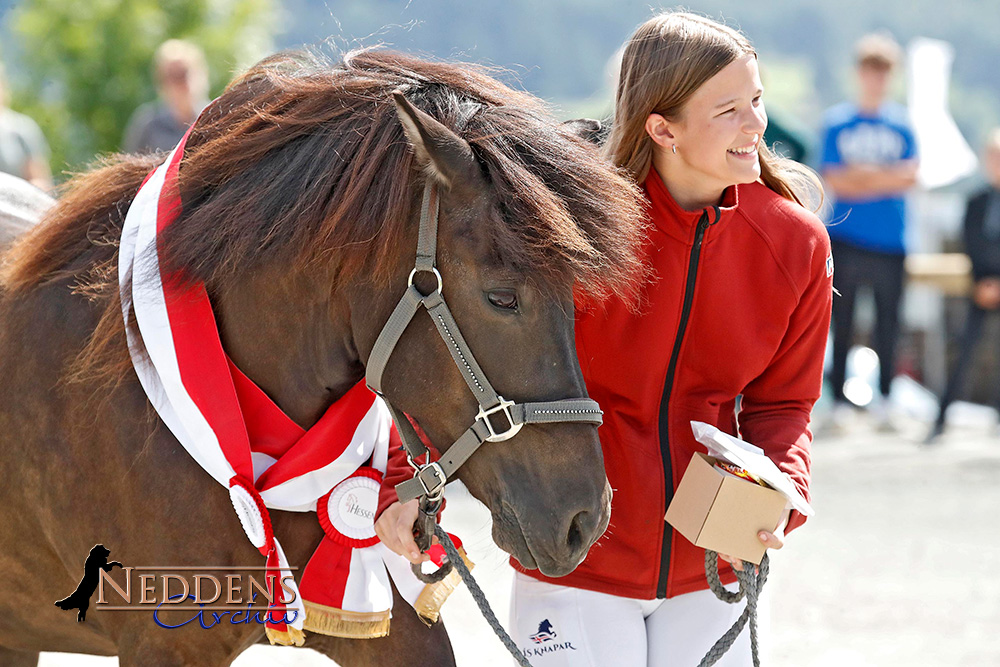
690;421;814;517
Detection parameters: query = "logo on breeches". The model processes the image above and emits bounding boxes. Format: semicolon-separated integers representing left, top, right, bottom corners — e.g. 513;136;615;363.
530;618;557;643
524;618;578;657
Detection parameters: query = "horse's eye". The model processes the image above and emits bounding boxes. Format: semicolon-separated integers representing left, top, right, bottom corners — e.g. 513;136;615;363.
487;289;519;311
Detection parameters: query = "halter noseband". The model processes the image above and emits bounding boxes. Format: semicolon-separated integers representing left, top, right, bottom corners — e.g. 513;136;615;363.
365;182;604;505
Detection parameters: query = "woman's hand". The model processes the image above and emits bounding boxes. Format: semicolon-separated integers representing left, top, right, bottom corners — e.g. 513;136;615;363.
374;499;431;564
718;510;789;571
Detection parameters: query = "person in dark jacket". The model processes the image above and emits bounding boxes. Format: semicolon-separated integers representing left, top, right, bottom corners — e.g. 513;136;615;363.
123;40;210;154
927;130;1000;442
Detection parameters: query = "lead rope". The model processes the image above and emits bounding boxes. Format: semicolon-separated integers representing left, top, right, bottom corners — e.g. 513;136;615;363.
434;524;533;667
700;550;769;667
419;520;762;667
408;498;532;666
411;497;453;584
409;497;532;665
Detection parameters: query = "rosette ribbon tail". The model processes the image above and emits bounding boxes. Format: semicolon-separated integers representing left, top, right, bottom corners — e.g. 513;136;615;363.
299;537;391;638
228;475;305;646
381;533;474;626
264;539;306;646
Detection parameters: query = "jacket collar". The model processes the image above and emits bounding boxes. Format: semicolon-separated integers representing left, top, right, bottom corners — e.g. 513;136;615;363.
643;166;739;244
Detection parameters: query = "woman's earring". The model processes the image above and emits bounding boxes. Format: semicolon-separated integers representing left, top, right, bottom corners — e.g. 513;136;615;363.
672;144;677;154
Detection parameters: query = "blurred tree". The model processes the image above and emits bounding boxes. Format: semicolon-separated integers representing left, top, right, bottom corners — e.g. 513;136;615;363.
8;0;276;178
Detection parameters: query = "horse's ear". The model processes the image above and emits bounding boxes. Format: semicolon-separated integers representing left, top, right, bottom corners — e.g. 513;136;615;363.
392;92;479;189
562;118;605;146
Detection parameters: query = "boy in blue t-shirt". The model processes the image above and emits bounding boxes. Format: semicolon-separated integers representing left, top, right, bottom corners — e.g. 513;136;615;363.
821;32;919;428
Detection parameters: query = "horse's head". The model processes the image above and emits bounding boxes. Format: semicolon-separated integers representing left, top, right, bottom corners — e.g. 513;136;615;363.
345;93;637;576
149;51;646;577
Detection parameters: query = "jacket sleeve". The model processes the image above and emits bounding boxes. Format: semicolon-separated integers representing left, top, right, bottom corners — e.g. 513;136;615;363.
738;227;833;535
963;195;983;279
376;419;444;520
962;193;1000;281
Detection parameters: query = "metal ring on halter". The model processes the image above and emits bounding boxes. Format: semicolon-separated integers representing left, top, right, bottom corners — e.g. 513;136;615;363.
477;397;524;442
408;267;443;295
406;449;430;473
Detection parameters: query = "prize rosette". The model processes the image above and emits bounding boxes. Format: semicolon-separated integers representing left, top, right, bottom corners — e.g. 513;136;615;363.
300;468;393;638
299;467;475;636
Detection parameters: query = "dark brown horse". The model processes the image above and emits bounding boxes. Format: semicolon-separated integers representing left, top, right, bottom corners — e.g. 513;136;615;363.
0;50;645;666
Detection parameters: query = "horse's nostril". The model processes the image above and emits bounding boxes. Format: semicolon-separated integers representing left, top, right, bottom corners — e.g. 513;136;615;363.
566;510;588;552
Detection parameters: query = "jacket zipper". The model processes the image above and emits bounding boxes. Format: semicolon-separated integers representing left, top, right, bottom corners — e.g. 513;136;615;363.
656;208;712;598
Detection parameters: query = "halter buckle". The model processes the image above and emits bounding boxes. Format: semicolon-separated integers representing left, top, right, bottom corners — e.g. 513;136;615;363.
477;397;523;442
414;461;447;501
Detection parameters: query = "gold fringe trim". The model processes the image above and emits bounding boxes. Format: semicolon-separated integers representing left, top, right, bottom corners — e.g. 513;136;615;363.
265;624;306;647
414;546;475;625
302;600;391;639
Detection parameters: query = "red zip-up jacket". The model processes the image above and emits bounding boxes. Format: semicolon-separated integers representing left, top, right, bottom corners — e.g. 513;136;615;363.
379;168;833;600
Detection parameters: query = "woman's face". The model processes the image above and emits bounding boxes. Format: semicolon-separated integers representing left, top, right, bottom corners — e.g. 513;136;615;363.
668;54;767;194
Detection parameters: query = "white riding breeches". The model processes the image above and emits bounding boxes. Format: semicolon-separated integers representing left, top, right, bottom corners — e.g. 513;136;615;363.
509;571;768;666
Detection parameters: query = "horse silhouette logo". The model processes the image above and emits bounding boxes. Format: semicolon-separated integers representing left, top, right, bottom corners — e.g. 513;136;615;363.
54;544;123;622
529;618;557;644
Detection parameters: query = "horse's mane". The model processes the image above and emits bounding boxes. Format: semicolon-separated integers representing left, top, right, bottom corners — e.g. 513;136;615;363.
1;49;647;383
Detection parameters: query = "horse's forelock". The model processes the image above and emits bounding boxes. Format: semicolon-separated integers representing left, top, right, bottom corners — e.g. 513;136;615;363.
466;107;648;301
158;49;646;300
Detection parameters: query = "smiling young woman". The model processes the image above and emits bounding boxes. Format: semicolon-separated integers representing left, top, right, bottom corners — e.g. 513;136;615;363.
503;12;834;666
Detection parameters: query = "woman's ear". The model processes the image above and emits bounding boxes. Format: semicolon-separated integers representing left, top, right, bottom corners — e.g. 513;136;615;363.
645;113;676;149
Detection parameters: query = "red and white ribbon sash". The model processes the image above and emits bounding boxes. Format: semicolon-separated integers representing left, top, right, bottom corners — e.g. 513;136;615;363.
118;132;386;639
118;131;465;641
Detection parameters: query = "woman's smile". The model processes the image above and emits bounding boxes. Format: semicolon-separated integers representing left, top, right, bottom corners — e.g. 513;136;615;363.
727;136;760;159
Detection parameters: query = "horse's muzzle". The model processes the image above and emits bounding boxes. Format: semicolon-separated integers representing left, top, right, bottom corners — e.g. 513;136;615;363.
493;481;612;578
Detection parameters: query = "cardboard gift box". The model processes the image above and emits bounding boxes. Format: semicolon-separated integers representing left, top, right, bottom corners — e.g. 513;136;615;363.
664;422;814;565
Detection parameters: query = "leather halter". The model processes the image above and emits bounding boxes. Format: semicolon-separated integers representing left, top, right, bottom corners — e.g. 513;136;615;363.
365;182;604;505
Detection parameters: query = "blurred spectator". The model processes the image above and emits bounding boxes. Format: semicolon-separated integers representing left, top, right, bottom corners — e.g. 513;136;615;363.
123;40;209;154
821;32;918;430
926;130;1000;442
0;62;52;190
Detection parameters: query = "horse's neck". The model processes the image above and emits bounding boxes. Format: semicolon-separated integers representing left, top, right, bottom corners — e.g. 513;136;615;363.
213;265;362;429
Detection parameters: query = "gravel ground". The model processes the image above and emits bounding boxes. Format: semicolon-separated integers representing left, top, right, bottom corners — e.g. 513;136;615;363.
40;411;1000;666
769;414;1000;667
